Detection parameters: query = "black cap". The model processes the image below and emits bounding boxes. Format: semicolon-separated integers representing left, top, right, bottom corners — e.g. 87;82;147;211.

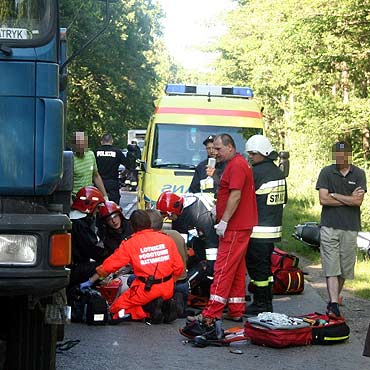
332;141;352;153
203;135;215;146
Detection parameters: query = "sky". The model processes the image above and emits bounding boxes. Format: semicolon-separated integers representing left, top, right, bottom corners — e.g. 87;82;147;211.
156;0;235;72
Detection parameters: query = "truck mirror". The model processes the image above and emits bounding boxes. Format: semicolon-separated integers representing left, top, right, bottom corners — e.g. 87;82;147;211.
278;151;290;177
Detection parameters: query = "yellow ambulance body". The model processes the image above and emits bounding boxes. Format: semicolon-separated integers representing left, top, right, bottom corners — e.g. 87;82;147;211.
137;84;264;209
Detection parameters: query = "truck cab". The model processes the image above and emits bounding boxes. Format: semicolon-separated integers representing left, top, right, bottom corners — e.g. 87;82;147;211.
0;1;72;369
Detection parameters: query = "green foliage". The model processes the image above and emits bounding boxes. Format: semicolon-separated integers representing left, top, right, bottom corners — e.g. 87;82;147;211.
60;0;170;149
211;0;370;229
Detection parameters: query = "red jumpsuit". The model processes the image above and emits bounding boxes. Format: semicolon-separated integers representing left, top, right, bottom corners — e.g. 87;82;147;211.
96;229;184;320
202;153;257;319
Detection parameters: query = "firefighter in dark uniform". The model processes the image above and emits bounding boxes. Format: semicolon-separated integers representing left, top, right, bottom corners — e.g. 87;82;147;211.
98;200;133;255
245;135;287;315
68;186;107;288
95;133;131;204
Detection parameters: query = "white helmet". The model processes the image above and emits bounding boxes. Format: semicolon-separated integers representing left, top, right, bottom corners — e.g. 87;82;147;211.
245;135;274;157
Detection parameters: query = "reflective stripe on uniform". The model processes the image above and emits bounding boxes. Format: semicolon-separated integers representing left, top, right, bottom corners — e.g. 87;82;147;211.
251;279;270;287
209;294;227;305
255;179;286;194
206;248;218;261
251;225;282;239
228;297;245;303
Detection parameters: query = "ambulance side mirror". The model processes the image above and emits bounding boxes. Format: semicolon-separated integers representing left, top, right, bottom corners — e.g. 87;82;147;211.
278;151;290;177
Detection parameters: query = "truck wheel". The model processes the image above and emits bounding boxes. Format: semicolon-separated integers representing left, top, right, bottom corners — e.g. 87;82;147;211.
1;296;58;370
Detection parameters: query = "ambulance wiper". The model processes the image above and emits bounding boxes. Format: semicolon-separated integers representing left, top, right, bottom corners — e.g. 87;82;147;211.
157;163;195;169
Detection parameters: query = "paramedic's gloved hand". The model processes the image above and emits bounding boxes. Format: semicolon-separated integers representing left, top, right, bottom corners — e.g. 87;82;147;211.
80;280;93;290
214;220;228;237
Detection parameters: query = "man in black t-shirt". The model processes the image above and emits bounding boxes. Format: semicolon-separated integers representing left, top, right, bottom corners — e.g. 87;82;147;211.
95;133;131;204
316;141;367;319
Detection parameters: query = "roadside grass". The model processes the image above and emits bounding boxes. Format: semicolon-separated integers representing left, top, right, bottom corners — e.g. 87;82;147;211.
278;196;370;300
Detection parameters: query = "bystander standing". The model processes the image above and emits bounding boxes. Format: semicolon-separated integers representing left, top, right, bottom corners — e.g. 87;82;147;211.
316;141;367;319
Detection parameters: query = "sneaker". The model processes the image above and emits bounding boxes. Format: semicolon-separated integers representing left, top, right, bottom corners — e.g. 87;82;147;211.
181;319;220;341
326;302;342;320
222;313;243;323
149;297;164;324
162;298;177;323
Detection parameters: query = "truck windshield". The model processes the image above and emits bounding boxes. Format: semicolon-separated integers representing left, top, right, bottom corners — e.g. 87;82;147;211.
0;0;54;45
152;124;263;169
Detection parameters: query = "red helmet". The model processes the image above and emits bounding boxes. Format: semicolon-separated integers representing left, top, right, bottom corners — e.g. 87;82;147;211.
100;201;123;220
156;191;184;216
71;186;105;214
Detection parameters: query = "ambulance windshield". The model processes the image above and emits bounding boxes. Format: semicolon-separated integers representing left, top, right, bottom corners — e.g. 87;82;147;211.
152;124;262;169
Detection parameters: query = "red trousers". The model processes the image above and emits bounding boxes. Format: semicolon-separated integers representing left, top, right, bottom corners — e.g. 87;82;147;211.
110;279;174;320
202;229;251;319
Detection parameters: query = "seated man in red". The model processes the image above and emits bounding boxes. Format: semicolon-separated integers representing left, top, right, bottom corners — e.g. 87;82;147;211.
81;210;184;324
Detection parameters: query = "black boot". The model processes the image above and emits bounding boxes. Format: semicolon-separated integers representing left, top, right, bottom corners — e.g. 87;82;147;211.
143;297;164;324
162;298;177;323
266;282;274;312
245;286;270;316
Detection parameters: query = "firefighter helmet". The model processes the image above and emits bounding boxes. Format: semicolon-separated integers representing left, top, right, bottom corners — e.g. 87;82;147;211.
245;135;274;157
100;201;123;220
156;191;184;216
71;186;105;214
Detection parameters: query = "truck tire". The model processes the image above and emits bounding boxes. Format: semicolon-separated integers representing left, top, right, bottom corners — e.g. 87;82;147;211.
0;296;58;370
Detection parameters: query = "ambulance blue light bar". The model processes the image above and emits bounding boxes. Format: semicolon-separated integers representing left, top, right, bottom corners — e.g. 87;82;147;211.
165;84;254;98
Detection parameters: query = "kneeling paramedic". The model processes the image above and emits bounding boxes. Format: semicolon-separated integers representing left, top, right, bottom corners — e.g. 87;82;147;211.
245;135;287;315
81;210;185;323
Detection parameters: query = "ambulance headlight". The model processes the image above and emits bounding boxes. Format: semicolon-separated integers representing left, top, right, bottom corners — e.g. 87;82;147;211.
0;235;37;265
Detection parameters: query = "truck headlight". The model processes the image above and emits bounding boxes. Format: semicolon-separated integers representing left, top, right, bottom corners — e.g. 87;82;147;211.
0;235;37;265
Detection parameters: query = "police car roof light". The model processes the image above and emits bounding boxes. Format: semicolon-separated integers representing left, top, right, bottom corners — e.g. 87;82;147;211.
165;84;253;98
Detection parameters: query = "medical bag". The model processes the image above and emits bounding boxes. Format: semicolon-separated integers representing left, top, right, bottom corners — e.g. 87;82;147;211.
249;248;304;295
244;312;350;348
273;267;304;294
70;287;109;325
271;247;299;270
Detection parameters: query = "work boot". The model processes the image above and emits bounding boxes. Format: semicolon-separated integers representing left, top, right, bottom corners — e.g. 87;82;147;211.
266;282;274;312
162;298;177;323
174;291;185;317
144;297;164;324
245;286;271;316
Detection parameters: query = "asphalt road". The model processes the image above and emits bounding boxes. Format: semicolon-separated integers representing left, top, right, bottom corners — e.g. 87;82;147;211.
56;191;369;370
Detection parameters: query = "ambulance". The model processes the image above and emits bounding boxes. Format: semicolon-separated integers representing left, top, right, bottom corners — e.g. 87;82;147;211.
137;84;264;209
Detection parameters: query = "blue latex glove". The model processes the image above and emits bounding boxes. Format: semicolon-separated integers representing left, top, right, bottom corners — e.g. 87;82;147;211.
80;280;93;290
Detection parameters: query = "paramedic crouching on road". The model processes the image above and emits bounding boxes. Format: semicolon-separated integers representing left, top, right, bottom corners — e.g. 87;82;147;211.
81;210;185;324
245;135;287;315
185;134;257;338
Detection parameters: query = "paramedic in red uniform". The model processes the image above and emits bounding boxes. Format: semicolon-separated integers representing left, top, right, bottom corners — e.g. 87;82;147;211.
188;133;257;333
81;210;184;323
